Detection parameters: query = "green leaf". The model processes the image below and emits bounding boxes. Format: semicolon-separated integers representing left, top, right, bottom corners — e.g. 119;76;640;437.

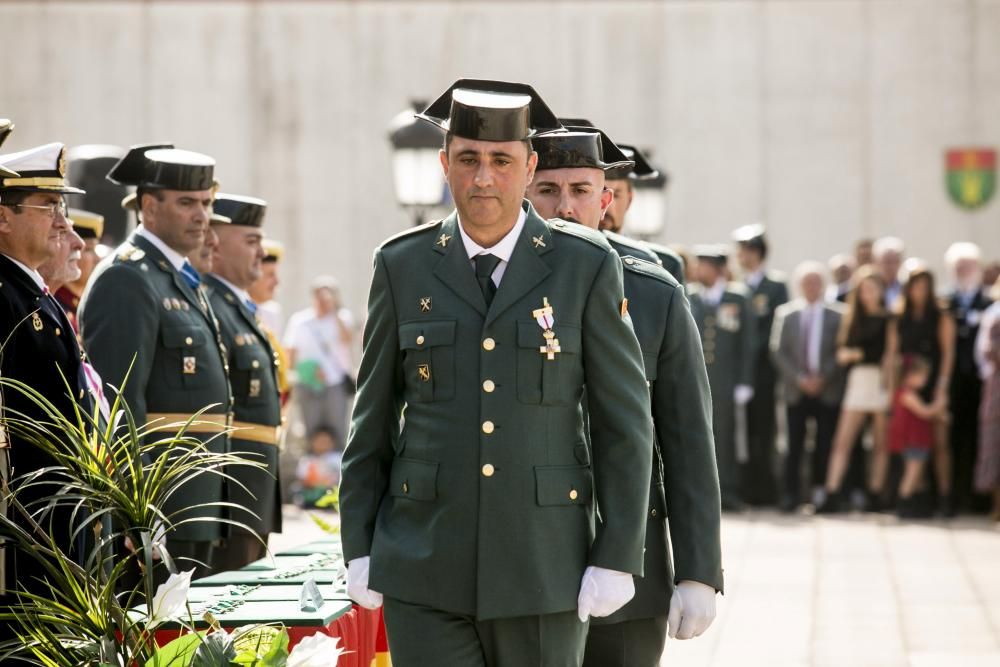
148;633;202;667
191;630;237;666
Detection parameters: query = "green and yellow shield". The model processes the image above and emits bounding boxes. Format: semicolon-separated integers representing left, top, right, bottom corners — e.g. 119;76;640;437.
946;148;996;210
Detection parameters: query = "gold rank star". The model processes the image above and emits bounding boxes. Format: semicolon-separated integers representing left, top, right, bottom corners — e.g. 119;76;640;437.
437;233;452;247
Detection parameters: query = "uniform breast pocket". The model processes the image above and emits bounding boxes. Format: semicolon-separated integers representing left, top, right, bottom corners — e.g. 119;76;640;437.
162;324;212;390
516;320;583;406
232;345;270;405
398;320;456;403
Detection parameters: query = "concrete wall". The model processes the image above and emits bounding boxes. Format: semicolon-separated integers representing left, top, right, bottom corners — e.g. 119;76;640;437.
3;0;999;315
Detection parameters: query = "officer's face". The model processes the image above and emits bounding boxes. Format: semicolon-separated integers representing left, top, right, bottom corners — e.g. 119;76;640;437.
526;168;612;230
0;192;69;268
249;261;279;303
441;137;537;231
213;225;264;288
736;244;761;272
695;260;723;287
76;238;101;285
142;189;213;255
39;227;84;287
954;258;981;288
601;178;632;232
878;250;902;284
189;225;220;275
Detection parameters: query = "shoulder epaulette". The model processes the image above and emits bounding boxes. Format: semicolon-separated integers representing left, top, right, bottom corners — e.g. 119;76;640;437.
549;219;611;250
621;255;679;287
604;230;653;255
380;219;444;249
115;244;146;263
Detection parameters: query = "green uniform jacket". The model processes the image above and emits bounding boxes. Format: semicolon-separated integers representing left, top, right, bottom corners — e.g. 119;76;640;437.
595;248;722;626
746;272;788;387
686;284;755;500
341;201;653;621
643;241;686;286
79;233;232;542
204;275;282;537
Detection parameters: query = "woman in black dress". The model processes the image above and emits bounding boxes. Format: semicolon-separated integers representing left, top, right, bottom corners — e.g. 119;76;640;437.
887;265;956;515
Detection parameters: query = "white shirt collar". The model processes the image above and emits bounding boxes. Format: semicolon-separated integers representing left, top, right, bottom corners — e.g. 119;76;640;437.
746;268;765;289
1;253;46;291
210;273;252;305
458;206;526;264
136;225;188;271
704;278;727;305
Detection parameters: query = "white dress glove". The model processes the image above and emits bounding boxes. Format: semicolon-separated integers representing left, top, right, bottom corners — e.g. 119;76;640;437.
347;556;383;610
667;580;717;640
734;384;755;405
577;566;635;622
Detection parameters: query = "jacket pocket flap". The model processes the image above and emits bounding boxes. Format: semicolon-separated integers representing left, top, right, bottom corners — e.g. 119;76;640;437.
162;325;206;349
398;320;456;350
516;320;582;353
389;457;439;501
535;464;593;506
233;346;262;371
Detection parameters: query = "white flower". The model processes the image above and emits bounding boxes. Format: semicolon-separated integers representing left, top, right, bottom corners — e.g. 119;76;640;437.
287;633;349;667
149;569;194;627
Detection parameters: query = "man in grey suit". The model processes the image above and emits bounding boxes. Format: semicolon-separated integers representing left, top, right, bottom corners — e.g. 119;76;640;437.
771;262;846;513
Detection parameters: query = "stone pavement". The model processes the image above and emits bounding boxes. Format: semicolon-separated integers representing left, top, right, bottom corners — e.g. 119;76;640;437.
269;506;1000;666
665;511;1000;667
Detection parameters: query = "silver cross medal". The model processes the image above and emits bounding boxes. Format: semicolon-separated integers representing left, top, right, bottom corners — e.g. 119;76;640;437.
532;297;561;360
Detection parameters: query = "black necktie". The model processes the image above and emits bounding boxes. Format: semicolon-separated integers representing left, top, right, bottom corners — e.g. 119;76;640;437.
475;254;502;307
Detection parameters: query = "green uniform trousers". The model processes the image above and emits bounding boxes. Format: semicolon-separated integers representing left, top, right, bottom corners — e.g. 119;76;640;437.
383;597;587;667
582;615;667;667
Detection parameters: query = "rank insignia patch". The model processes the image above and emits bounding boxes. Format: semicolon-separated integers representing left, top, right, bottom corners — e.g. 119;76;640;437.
417;364;431;383
183;356;197;374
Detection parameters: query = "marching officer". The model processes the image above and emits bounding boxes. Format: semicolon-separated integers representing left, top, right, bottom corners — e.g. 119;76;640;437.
526;128;723;666
204;193;282;570
689;246;756;510
340;80;653;666
79;144;232;580
0;141;93;656
733;224;788;506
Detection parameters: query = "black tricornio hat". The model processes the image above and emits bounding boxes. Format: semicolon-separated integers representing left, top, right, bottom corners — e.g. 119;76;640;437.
534;131;634;173
609;144;662;182
418;79;563;141
107;144;215;191
212;193;266;227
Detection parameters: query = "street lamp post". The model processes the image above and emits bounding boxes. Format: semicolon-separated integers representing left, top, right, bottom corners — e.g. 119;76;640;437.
387;100;447;226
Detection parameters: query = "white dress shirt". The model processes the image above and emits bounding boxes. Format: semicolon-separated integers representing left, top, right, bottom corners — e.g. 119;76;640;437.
210;273;253;307
1;253;46;291
457;207;526;288
702;279;727;307
745;268;765;290
800;300;825;374
136;225;187;271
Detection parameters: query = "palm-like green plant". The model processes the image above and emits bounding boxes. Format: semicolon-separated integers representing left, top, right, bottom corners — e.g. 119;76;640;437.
0;364;266;666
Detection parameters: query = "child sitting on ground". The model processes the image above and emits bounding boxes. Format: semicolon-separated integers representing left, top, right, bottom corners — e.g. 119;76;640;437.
294;425;343;508
889;355;946;518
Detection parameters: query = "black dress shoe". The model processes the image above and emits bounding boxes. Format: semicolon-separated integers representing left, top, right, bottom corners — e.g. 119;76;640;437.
814;491;843;514
937;494;956;518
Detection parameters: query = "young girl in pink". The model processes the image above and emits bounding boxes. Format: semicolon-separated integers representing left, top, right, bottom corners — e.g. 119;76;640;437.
889;356;946;518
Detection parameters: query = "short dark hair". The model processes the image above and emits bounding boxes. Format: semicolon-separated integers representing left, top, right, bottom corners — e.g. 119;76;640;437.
443;132;532;159
136;187;164;211
0;190;33;210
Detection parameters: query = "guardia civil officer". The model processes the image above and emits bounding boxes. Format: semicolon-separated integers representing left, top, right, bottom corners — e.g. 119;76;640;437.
689;246;756;511
79;145;232;579
340;80;654;666
0;140;93;657
526;128;723;667
204;194;282;571
733;224;788;506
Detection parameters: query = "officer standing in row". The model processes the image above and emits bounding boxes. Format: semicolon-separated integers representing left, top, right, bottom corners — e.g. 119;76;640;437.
79;144;232;580
52;208;102;331
525;128;723;667
733;224;788;506
602;144;685;284
340;80;654;666
204;194;282;571
689;246;756;511
249;240;290;404
0;140;93;658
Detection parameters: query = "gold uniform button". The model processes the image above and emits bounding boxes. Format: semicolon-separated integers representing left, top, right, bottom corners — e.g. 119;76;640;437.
569;489;579;501
703;341;715;352
624;257;635;265
483;379;496;393
650;508;658;517
185;336;194;345
252;360;260;369
483;338;496;351
705;353;716;365
54;327;61;336
416;335;425;345
482;421;495;434
482;463;495;477
402;482;409;494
